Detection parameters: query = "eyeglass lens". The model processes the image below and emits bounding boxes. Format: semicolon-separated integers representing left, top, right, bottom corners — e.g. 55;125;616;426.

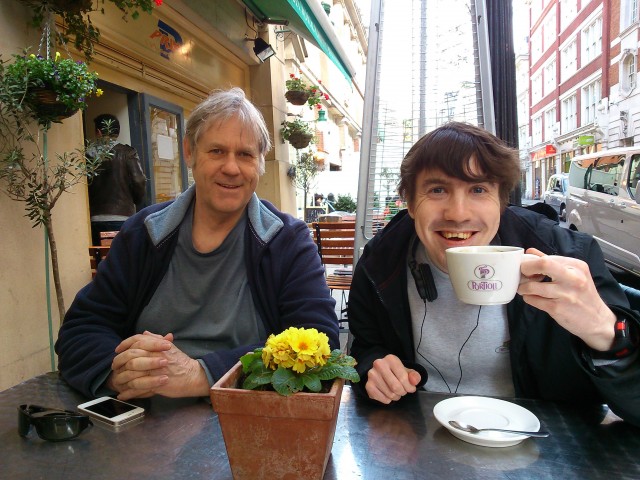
18;405;92;442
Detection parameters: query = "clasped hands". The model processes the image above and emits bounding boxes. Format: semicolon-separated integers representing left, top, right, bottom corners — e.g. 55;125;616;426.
365;248;618;405
106;331;209;400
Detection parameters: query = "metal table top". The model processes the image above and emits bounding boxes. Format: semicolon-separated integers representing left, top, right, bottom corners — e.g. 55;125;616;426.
1;372;638;479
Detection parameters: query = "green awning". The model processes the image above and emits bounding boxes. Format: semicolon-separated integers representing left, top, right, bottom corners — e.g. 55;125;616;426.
242;0;355;81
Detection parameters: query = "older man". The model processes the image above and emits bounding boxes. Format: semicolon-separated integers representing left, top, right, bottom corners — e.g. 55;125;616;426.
348;122;640;426
57;88;339;399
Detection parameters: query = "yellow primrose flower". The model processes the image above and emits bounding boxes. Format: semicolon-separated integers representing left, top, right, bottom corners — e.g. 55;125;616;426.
96;89;104;97
240;326;360;395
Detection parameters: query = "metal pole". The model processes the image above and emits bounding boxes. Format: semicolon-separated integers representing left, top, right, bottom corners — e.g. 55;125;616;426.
353;0;383;264
473;0;495;134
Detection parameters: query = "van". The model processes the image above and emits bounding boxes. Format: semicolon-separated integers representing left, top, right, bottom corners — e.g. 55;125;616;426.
542;173;569;221
566;147;640;278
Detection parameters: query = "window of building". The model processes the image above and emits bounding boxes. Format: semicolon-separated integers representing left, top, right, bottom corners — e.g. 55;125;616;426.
531;30;543;63
561;39;577;82
544;107;557;141
621;50;637;95
560;0;577;31
581;78;601;125
562;94;577;133
532;115;543;146
532;71;543;104
621;0;639;31
543;11;557;51
544;59;557;96
581;17;602;65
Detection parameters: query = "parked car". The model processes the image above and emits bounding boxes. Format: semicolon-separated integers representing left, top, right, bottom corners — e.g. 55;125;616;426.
542;173;569;221
565;147;640;278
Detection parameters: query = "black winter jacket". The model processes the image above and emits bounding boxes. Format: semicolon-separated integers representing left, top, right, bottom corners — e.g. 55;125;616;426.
349;206;640;426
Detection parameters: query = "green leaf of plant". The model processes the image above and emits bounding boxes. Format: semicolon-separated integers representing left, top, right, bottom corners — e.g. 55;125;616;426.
314;365;339;380
240;348;263;373
301;373;322;392
316;365;360;383
242;369;273;390
272;367;304;396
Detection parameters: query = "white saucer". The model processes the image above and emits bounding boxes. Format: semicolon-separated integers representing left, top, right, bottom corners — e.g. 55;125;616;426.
433;396;541;448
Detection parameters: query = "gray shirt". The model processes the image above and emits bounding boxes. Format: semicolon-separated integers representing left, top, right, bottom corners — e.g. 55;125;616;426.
137;204;265;361
408;243;514;396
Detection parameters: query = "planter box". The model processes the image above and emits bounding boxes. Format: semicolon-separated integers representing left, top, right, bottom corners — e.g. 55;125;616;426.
210;362;344;480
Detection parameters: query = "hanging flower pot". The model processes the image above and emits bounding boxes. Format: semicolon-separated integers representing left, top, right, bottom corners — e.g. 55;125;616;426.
285;89;310;105
210;327;359;480
18;0;93;12
5;51;102;125
281;118;315;149
28;87;78;122
288;131;314;149
285;72;328;109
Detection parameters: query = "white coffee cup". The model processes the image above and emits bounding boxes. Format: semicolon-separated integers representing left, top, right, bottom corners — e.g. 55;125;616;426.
445;246;533;305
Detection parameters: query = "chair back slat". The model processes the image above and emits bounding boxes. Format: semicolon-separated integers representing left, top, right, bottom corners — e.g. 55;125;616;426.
311;221;355;267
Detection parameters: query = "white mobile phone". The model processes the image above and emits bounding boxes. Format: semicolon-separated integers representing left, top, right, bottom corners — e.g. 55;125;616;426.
77;397;145;426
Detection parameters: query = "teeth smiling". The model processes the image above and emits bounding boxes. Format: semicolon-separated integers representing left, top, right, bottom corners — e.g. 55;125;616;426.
442;232;472;240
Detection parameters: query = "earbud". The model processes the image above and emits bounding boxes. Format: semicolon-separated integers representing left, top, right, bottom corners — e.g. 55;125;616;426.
409;236;438;302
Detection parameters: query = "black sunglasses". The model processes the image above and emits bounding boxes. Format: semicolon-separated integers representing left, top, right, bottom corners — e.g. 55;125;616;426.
18;404;93;442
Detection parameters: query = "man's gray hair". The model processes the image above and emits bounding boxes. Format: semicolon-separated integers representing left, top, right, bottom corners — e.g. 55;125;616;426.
185;88;272;174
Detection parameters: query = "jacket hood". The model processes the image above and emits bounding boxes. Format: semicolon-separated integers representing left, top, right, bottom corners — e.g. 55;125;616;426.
143;184;284;247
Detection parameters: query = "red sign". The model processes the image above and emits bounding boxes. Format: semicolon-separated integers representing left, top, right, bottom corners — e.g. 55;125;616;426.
545;144;557;154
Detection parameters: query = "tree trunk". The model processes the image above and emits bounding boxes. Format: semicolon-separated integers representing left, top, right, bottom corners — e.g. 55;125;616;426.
44;215;66;324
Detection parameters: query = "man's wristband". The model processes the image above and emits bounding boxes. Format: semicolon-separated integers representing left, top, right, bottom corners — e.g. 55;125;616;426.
594;317;639;359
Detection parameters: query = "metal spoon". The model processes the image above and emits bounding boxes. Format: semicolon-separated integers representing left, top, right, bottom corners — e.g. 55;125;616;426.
448;420;550;438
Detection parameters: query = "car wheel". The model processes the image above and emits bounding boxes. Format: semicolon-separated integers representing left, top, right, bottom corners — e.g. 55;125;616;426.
559;205;566;221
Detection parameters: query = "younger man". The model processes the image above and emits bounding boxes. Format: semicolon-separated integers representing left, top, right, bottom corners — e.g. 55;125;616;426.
349;122;639;426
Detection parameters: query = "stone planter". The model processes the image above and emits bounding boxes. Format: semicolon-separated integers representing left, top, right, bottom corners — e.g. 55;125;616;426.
210;362;344;480
285;89;310;106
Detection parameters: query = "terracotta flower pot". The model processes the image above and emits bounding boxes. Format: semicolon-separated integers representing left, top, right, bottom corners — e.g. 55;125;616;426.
287;131;313;149
285;89;310;106
210;362;344;480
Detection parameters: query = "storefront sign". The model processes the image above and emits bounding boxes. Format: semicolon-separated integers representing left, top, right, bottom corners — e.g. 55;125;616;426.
577;135;595;146
531;145;557;161
150;20;183;60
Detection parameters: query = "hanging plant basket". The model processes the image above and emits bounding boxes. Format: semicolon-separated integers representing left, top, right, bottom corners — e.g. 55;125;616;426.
285;89;310;106
288;131;314;149
18;0;93;13
27;87;78;123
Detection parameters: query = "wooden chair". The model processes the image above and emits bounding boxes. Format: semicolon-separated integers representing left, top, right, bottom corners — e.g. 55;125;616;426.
310;221;355;331
99;231;119;246
88;231;118;277
88;246;111;278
